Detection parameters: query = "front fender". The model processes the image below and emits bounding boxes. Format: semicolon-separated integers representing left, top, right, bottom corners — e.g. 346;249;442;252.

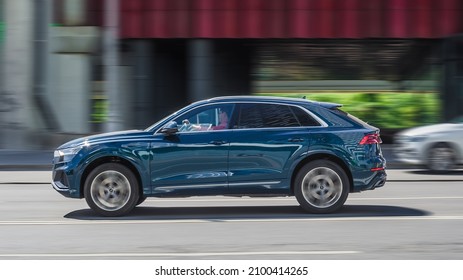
72;143;151;197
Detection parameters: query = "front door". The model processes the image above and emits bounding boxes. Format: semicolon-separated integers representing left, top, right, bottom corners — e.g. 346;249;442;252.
150;104;234;196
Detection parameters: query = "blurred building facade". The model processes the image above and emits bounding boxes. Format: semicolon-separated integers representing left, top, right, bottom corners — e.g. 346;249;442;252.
1;0;463;149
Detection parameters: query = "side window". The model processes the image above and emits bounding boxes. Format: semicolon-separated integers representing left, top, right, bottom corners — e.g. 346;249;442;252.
173;104;233;132
236;103;265;128
290;106;321;126
236;103;301;129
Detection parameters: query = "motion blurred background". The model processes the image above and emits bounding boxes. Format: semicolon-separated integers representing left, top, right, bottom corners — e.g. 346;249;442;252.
0;0;462;150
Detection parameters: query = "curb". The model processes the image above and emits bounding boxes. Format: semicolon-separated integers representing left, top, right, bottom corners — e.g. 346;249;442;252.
0;165;52;171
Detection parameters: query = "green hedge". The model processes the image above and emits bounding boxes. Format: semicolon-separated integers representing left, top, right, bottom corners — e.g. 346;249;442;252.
255;92;441;129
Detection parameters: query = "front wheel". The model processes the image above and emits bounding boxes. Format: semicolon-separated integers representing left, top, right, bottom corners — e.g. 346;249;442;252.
294;160;349;214
84;163;139;217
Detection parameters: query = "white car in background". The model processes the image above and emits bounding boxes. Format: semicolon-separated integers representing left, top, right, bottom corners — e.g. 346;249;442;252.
394;116;463;171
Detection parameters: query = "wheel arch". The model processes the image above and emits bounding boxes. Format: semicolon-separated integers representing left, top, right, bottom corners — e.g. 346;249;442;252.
427;141;462;159
290;153;354;194
425;141;462;170
80;156;143;199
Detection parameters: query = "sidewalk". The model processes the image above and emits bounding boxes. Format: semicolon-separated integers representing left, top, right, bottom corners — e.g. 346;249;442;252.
0;150;53;171
0;145;400;171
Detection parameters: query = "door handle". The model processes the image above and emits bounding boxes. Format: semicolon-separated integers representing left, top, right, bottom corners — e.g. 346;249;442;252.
288;138;304;143
209;140;227;145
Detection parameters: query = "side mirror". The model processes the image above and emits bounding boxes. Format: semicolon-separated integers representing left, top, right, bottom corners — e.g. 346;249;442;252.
160;121;179;135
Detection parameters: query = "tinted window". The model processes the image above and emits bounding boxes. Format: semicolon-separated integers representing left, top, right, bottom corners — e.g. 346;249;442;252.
310;106;354;127
290;106;321;126
236;104;302;128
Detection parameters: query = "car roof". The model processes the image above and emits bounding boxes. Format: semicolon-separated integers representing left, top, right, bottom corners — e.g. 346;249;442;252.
206;95;342;109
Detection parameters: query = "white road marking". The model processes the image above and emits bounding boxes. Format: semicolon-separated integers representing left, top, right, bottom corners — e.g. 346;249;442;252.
349;196;463;201
0;251;359;258
0;215;463;226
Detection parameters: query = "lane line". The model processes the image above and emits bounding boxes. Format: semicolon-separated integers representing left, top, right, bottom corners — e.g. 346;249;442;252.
348;196;463;201
1;215;463;226
0;251;360;258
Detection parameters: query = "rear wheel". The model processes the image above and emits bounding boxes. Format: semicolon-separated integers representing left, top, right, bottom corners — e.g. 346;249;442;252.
427;143;455;172
294;160;349;214
84;163;139;217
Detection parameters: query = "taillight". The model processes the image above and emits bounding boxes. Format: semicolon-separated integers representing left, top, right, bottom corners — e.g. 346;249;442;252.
359;133;382;145
370;167;385;172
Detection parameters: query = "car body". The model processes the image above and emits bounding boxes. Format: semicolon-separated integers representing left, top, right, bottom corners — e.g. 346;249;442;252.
52;96;387;216
394;116;463;171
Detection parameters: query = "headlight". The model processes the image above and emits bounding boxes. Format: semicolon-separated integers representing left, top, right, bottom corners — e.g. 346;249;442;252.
54;146;82;163
397;135;427;143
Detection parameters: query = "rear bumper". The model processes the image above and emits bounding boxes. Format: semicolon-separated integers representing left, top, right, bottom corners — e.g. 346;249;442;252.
368;170;387;189
353;169;387;192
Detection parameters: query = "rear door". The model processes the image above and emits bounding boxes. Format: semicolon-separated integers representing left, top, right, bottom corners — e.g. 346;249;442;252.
228;103;317;193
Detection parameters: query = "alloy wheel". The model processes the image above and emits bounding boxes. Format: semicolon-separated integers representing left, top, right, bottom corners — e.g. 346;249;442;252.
90;170;132;212
301;167;343;209
428;144;455;171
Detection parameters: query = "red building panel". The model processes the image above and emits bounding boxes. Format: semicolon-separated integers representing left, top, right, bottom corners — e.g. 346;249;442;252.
366;0;385;38
287;0;310;10
144;0;169;10
109;0;463;39
120;11;142;38
191;10;215;38
385;7;408;38
214;10;238;38
261;0;287;38
240;8;264;38
215;0;239;10
411;5;432;38
287;10;310;38
169;9;191;38
240;0;266;10
313;0;336;38
144;10;165;38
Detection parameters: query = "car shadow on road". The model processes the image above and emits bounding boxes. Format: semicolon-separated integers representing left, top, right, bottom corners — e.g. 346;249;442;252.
64;204;430;221
407;170;463;176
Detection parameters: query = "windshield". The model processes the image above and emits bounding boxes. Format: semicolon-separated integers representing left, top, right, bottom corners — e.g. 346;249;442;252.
144;111;178;132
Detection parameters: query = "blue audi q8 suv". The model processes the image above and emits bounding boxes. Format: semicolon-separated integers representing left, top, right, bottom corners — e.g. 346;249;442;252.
52;96;387;216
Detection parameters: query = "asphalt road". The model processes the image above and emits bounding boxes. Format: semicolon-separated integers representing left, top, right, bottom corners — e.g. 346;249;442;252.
0;170;462;260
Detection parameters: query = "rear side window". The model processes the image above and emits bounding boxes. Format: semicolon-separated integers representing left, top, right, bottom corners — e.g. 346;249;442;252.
290;106;321;126
310;106;355;127
235;103;319;129
330;107;365;127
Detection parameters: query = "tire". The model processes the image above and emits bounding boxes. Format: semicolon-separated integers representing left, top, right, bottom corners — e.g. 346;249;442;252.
136;196;147;206
427;143;455;172
84;163;139;217
294;159;349;214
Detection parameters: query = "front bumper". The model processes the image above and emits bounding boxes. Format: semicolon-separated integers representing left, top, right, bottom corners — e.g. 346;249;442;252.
394;139;426;165
52;165;81;198
52;181;72;198
394;148;424;164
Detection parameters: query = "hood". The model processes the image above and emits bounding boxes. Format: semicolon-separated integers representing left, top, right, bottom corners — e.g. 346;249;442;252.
57;130;151;149
399;123;459;136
